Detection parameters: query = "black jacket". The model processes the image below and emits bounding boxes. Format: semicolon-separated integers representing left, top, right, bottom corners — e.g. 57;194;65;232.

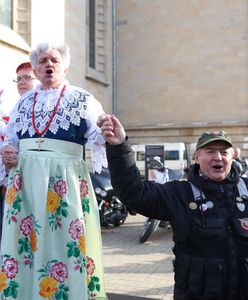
106;140;248;300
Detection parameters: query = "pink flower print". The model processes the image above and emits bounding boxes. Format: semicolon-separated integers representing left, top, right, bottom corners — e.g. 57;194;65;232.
23;255;32;266
2;258;18;279
11;214;18;223
50;262;68;283
68;219;85;240
79;179;88;198
20;216;33;236
54;180;68;199
86;257;96;276
73;263;80;271
13;173;22;191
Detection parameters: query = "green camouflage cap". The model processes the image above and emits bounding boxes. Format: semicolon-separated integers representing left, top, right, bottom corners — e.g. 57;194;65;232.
196;131;233;150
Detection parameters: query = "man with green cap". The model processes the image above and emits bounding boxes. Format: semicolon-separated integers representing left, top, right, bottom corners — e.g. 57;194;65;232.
98;114;248;300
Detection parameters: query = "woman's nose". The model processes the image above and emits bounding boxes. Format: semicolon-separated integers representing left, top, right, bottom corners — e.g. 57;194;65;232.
46;59;53;66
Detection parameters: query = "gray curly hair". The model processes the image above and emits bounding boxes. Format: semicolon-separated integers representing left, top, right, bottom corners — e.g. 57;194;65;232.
29;42;71;69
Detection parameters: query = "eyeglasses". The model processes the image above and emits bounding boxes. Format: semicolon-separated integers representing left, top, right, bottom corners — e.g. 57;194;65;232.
13;75;36;83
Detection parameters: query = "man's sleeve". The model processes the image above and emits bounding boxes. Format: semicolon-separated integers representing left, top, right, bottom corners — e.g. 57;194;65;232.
106;139;172;219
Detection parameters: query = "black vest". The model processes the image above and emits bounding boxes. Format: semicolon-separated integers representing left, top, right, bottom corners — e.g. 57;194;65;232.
172;180;248;300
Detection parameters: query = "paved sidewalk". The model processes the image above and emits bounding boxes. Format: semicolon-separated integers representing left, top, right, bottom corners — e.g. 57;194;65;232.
102;214;174;299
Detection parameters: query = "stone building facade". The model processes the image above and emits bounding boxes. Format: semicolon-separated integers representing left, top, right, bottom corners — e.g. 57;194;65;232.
114;0;248;155
1;0;248;157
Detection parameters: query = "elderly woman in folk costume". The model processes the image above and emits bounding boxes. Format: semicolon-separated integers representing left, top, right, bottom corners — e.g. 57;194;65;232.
0;42;107;299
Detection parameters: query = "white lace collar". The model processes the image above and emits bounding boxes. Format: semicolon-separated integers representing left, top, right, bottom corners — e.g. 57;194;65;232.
14;82;90;137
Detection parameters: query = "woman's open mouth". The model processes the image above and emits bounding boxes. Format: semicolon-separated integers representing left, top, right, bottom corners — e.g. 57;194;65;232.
46;69;53;75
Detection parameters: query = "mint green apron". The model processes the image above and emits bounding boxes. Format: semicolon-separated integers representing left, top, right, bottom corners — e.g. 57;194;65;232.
0;139;107;299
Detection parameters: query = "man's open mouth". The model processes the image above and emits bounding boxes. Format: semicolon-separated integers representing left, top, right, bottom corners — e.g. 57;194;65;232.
213;165;223;170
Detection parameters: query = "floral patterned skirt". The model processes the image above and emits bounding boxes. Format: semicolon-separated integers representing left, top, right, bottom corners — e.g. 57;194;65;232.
0;149;107;299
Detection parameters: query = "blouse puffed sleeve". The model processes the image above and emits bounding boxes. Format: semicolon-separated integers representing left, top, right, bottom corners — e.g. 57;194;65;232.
84;94;107;174
3;103;19;150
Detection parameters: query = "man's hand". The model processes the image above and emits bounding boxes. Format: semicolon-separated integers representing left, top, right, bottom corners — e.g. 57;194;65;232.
97;114;126;145
1;145;18;169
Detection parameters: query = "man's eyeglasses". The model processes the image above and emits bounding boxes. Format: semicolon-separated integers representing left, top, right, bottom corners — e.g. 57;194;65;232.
13;75;36;83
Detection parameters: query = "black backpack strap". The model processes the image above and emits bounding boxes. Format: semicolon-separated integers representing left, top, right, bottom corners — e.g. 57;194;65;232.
237;177;248;198
189;182;205;201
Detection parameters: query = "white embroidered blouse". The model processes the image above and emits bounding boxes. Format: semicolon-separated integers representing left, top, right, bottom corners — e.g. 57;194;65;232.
4;82;107;173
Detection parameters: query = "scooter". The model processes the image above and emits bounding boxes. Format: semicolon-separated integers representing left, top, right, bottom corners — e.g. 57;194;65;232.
90;168;129;228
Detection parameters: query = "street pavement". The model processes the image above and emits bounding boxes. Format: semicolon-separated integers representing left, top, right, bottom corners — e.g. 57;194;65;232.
102;214;175;299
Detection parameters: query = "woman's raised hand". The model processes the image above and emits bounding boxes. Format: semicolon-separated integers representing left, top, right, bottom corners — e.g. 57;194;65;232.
97;114;126;145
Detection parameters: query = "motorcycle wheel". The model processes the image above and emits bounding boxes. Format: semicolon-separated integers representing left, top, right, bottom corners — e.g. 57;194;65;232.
115;213;127;226
139;219;159;243
109;210;128;227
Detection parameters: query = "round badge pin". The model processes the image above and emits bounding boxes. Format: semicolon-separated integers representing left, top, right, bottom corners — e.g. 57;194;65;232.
200;203;208;212
206;201;214;209
189;202;197;210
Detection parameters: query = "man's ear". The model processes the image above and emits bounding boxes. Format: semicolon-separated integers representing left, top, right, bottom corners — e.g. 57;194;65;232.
194;151;199;164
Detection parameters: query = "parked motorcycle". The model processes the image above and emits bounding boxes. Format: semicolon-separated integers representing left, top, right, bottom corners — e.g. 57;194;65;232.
139;167;183;243
90;168;129;228
139;219;171;243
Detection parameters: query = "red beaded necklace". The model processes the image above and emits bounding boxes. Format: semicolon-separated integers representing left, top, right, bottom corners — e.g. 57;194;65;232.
32;85;66;137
